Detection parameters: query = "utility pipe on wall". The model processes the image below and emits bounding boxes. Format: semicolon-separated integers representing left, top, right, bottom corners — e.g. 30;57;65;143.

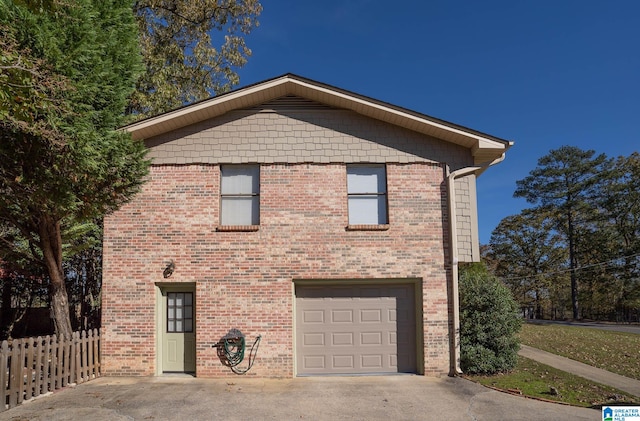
446;154;506;376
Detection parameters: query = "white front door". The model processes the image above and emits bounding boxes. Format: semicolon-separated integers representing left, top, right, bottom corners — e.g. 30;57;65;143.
161;290;196;373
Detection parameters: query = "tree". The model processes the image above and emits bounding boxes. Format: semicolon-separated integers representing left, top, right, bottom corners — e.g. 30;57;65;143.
514;146;607;319
594;153;640;320
129;0;262;118
0;3;68;143
0;0;148;339
459;263;521;374
489;209;567;319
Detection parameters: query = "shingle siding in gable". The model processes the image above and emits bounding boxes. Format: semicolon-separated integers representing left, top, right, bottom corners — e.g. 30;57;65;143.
145;109;472;168
454;174;480;262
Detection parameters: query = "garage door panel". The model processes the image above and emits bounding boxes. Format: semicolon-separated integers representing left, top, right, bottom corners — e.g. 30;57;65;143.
360;332;382;345
361;354;383;368
304;355;326;369
296;283;417;375
333;355;354;368
360;309;382;322
303;332;325;346
331;309;353;323
303;309;325;323
332;332;354;345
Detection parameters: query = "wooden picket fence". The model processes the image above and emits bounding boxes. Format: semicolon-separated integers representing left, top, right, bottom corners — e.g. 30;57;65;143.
0;329;101;412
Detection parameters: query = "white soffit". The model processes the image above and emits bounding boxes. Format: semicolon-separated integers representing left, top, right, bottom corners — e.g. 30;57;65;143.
123;74;513;162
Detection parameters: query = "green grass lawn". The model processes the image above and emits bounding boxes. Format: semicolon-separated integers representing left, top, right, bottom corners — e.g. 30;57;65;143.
467;356;637;407
464;322;640;408
520;323;640;380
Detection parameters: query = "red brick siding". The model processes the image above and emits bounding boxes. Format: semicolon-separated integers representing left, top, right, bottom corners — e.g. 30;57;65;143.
102;162;452;377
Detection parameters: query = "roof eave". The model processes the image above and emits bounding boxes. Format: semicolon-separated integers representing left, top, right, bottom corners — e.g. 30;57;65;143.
123;74;513;163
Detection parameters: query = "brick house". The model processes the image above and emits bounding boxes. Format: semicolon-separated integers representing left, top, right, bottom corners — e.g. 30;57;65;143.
101;74;512;378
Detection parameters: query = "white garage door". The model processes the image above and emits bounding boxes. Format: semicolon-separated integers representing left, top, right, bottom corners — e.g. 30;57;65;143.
295;283;417;375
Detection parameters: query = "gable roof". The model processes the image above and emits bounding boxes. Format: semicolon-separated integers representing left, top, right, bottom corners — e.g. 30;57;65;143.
123;73;513;165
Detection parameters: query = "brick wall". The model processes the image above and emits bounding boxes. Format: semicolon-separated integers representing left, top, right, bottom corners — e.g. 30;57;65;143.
102;162;453;377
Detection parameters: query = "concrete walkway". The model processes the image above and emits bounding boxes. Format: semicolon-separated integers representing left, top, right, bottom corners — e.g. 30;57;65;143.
519;344;640;397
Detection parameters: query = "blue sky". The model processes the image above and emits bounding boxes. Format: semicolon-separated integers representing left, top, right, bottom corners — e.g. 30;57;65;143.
235;1;640;243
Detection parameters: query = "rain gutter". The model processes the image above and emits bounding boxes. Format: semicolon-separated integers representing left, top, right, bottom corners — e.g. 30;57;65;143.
447;153;506;375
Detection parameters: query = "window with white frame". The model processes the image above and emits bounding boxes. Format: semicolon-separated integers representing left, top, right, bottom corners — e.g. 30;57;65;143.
220;165;260;226
347;164;388;225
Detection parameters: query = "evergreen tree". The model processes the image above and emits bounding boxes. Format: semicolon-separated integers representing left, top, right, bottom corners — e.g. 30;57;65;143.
0;0;148;339
514;146;607;319
595;153;640;320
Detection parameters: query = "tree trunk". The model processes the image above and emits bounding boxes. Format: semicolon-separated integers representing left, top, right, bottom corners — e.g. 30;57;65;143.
567;211;579;320
38;215;73;339
50;279;72;339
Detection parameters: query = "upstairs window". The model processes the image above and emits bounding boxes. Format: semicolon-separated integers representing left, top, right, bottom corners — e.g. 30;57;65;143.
347;164;388;225
220;165;260;226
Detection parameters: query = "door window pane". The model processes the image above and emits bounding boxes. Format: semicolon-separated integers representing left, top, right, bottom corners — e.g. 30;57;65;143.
167;292;194;333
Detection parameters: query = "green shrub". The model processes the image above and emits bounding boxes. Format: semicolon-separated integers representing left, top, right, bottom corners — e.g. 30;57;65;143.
459;264;522;374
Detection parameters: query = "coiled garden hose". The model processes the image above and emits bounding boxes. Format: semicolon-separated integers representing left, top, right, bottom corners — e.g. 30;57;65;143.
214;329;262;374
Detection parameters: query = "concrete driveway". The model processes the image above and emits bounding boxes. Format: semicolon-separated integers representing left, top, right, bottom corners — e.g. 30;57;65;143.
0;375;598;420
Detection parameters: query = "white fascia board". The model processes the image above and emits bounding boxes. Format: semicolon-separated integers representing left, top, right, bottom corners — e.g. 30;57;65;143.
123;77;293;139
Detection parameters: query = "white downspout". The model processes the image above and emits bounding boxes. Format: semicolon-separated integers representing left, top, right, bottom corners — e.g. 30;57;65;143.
447;154;506;376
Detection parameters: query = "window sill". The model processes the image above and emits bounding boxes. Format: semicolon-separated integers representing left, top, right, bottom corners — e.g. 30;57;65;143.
216;225;260;232
346;224;390;231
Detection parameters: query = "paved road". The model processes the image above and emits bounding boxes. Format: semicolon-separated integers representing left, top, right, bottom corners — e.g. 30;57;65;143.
0;375;599;421
527;320;640;335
